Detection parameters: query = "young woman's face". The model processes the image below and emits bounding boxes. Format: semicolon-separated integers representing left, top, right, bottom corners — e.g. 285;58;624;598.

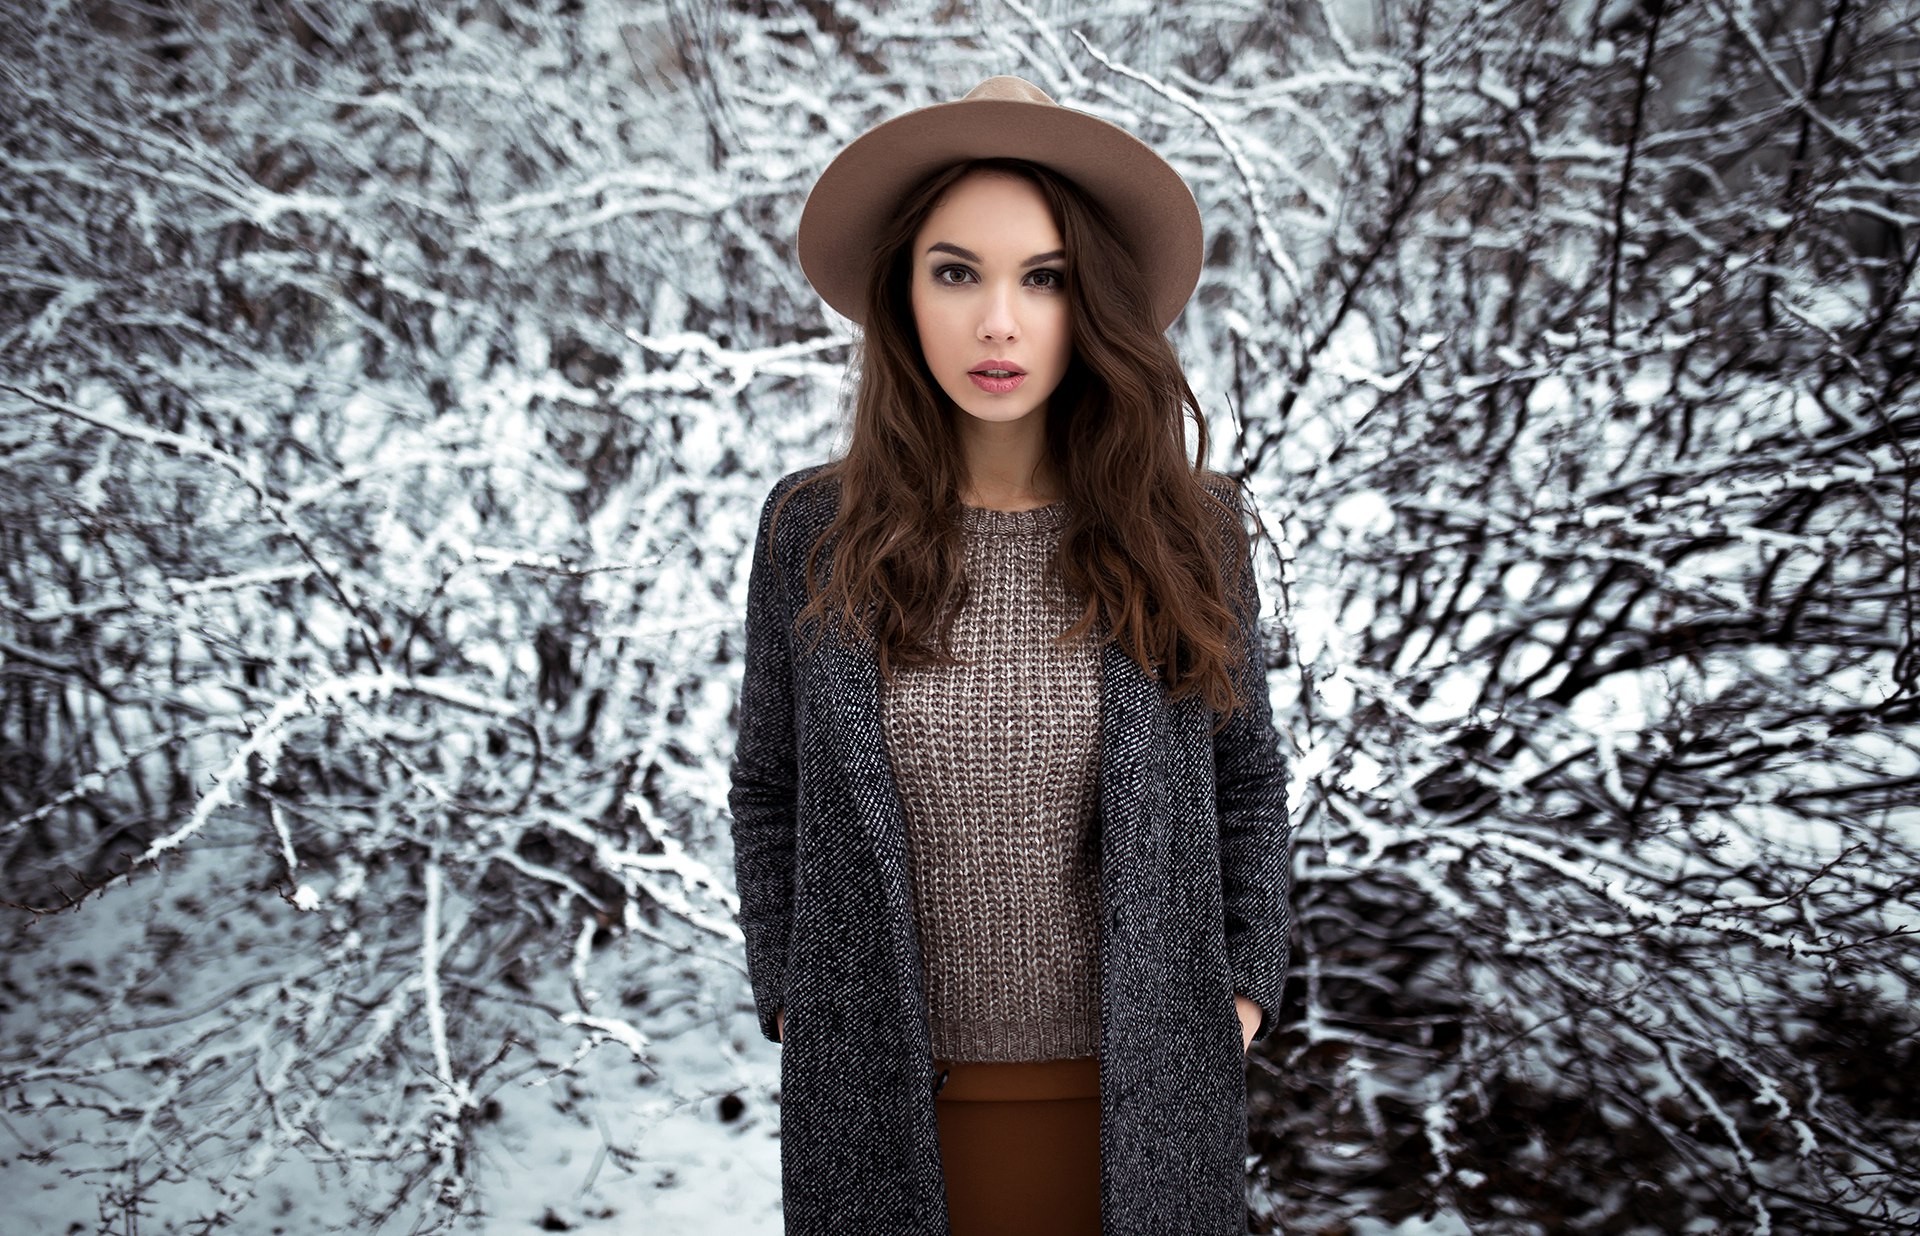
908;170;1072;431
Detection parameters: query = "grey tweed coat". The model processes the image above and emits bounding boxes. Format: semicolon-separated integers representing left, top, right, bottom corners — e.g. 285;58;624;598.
727;462;1293;1235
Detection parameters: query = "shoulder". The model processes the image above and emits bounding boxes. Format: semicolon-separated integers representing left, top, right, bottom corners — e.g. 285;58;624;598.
1193;468;1254;547
769;460;836;501
756;461;841;557
1194;467;1247;508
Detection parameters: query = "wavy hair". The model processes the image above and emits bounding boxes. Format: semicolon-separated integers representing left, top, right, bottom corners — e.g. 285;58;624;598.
776;157;1258;729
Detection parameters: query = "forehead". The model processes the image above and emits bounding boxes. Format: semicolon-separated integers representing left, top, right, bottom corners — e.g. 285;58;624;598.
915;171;1061;248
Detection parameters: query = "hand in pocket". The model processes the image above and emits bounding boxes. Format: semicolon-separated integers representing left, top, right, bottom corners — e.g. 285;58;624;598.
1233;994;1260;1053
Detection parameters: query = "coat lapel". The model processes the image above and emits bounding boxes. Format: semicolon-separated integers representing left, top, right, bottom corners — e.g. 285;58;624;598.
808;637;918;925
1095;637;1163;886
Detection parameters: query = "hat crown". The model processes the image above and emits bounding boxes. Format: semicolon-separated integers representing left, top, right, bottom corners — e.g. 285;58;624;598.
959;75;1057;107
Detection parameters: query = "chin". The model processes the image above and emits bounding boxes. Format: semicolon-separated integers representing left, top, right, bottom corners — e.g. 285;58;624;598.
958;403;1044;424
945;387;1053;425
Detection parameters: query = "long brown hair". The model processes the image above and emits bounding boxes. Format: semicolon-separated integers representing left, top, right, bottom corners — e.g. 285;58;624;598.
777;156;1257;727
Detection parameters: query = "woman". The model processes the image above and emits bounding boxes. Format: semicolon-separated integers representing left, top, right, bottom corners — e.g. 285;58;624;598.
728;76;1292;1236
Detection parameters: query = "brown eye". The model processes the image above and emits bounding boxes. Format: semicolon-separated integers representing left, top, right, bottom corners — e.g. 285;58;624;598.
1028;268;1064;289
934;265;974;286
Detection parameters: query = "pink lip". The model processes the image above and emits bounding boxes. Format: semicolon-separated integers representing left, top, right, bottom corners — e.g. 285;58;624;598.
968;372;1026;394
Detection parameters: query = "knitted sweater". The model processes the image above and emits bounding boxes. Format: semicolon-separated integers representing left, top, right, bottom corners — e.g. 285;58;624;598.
877;499;1103;1062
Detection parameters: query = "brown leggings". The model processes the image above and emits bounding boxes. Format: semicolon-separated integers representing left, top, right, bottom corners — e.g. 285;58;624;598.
931;1055;1101;1236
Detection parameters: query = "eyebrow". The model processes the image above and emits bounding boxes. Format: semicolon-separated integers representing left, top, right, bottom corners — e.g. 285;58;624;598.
924;241;1066;268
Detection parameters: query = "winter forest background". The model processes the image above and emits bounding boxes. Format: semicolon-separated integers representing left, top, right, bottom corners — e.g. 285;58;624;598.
2;0;1917;1232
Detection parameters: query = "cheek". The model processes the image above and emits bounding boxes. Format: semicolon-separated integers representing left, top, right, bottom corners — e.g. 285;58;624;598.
912;296;958;360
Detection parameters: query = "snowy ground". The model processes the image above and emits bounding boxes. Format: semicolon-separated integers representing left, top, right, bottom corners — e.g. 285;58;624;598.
0;841;785;1236
6;1017;784;1235
463;979;785;1236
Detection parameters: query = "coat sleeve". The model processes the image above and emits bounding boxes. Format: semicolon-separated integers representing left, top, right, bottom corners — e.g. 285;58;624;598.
1212;483;1293;1047
727;480;801;1044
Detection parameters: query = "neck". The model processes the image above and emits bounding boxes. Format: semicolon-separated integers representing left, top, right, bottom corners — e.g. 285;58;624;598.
955;409;1062;509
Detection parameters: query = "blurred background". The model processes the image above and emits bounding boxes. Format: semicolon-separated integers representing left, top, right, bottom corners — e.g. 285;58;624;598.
2;1;1917;1232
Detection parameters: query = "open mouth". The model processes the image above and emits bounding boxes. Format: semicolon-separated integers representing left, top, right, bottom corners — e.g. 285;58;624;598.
967;371;1026;393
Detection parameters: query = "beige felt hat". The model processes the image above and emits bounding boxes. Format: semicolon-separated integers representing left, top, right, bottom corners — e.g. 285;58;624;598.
796;75;1203;332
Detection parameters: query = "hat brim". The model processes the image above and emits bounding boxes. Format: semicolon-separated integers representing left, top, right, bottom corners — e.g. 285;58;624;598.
796;96;1202;332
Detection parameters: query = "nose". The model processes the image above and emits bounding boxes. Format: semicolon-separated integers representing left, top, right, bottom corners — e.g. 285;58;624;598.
978;279;1019;341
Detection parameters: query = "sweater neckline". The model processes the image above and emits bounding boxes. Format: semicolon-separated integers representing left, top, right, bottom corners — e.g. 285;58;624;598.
958;499;1070;538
